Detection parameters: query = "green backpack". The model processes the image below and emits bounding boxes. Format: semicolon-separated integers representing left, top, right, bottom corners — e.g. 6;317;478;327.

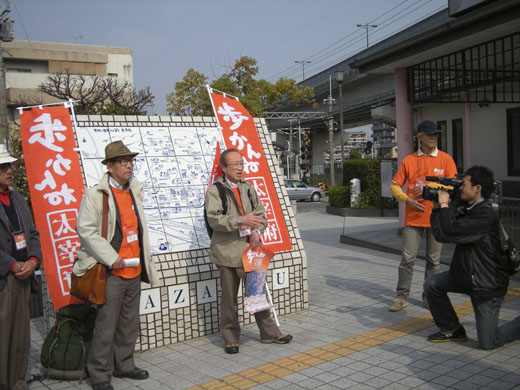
40;304;97;381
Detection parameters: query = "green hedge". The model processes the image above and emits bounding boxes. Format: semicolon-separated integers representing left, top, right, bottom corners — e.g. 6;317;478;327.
328;186;350;208
342;159;381;209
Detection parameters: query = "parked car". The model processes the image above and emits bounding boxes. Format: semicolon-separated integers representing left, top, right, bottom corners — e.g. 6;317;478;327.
283;179;326;202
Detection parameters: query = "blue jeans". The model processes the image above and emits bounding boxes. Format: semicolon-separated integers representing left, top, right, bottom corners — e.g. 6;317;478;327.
424;271;520;350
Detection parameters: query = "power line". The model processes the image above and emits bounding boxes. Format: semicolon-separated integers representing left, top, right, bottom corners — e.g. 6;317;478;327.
265;0;442;82
264;0;416;81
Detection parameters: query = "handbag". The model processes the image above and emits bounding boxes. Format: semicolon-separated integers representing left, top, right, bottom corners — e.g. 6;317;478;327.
499;222;520;275
70;193;108;305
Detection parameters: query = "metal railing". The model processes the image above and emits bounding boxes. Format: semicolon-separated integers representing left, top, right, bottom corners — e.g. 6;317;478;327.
499;199;520;245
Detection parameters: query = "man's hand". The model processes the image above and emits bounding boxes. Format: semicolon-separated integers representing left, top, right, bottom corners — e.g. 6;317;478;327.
438;189;450;207
411;184;423;198
406;197;426;212
15;259;38;280
112;256;125;269
250;231;261;250
242;212;264;229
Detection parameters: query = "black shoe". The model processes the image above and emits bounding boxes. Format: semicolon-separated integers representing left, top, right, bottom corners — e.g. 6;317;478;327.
113;367;149;380
92;381;114;390
224;344;239;354
261;334;293;344
428;326;467;342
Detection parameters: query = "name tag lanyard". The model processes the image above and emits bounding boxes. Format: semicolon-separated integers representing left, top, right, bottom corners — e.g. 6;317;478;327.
3;201;27;250
234;189;251;238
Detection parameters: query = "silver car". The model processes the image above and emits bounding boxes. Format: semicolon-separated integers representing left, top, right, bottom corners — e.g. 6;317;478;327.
284;179;325;202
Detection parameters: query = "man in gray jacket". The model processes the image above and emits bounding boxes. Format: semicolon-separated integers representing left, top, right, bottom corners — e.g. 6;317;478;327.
73;141;159;390
0;144;42;390
205;148;292;354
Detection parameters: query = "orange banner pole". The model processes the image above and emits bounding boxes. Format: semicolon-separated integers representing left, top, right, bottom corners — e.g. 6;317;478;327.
208;88;292;252
20;105;84;310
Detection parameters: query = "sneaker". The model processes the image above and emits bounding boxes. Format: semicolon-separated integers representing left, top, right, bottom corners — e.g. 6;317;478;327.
389;299;408;312
428;326;467;342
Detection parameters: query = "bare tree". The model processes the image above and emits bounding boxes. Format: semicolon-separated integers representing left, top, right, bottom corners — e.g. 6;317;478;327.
38;70;154;115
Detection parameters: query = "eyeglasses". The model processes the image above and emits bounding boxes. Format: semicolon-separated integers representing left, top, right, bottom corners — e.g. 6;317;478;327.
115;158;136;166
0;162;15;172
226;162;244;169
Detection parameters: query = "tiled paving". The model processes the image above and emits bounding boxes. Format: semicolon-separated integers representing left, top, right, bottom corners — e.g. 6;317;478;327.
28;208;520;389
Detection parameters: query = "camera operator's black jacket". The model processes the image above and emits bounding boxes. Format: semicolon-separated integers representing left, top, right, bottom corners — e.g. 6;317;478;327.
430;200;509;298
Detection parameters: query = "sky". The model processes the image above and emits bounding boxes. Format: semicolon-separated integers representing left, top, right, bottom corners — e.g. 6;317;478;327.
8;0;448;115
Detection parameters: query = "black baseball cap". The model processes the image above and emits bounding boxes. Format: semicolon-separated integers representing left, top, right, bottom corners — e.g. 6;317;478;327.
417;120;441;135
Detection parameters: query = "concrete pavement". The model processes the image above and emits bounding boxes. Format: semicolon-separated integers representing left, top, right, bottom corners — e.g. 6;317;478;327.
27;205;520;389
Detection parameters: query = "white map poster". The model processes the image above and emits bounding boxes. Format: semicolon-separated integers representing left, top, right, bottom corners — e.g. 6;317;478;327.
75;125;225;254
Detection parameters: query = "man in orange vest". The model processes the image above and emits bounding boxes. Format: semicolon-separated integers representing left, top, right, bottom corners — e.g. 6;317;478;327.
73;141;159;390
389;121;457;312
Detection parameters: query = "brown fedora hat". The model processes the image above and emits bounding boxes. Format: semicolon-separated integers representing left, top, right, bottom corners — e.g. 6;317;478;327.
101;140;139;165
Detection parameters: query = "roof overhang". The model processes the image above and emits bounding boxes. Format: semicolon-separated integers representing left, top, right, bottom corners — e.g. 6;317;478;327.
351;0;520;74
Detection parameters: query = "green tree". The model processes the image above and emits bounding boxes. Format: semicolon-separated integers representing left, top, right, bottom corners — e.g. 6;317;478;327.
166;56;315;117
165;68;212;116
349;149;362;159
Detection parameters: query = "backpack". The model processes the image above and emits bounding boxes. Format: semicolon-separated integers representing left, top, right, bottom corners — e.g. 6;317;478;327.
499;222;520;275
204;181;255;239
40;304;97;381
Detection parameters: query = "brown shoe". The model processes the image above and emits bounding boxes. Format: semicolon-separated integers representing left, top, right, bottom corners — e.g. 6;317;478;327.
224;343;239;354
261;334;293;344
113;367;149;380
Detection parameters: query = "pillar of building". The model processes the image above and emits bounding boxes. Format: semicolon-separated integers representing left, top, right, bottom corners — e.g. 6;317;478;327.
394;68;414;228
464;101;472;170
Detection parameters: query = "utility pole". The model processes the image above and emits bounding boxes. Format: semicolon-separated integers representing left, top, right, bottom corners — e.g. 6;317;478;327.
288;118;298;179
323;76;335;187
297;119;302;179
295;60;311;82
335;70;345;165
357;23;378;48
0;4;14;146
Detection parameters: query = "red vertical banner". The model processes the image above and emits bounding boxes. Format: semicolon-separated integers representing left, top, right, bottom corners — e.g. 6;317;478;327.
20;106;84;310
209;91;292;252
207;141;222;189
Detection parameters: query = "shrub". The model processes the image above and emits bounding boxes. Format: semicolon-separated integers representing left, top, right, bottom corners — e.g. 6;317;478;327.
342;159;381;209
328;186;350;208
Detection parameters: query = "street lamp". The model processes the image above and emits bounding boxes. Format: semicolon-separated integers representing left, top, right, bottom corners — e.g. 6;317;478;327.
334;70;345;165
356;23;378;48
323;76;335;187
295;60;311;82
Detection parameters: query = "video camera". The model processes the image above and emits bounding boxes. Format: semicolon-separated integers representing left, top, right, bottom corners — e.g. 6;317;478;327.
422;175;464;203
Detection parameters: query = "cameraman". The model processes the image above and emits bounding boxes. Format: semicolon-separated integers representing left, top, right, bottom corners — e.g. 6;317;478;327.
425;165;520;349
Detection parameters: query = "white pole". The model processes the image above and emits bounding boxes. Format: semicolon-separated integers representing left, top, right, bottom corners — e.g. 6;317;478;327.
265;284;279;327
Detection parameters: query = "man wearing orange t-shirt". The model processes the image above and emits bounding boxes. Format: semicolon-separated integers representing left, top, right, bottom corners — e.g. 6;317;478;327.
73;141;159;390
389;121;457;312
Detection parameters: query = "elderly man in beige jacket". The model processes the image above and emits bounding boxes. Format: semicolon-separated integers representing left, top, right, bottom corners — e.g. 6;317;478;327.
205;148;292;355
73;141;159;390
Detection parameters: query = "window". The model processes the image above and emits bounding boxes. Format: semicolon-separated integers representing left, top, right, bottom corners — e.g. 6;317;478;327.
294;181;307;188
507;107;520;176
6;68;31;73
436;120;448;152
108;73;118;78
452;119;464;173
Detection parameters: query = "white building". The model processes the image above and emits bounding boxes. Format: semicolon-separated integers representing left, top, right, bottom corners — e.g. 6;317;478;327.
1;40;133;120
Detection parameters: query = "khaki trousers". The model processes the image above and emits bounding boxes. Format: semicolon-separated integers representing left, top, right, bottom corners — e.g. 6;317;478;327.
0;274;31;390
87;273;141;384
219;266;281;345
